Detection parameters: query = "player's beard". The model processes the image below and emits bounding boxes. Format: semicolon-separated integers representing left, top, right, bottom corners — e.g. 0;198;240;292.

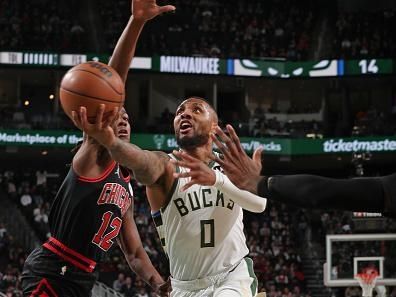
176;133;209;149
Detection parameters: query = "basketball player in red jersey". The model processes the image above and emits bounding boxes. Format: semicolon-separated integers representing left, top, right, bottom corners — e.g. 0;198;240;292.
21;0;175;296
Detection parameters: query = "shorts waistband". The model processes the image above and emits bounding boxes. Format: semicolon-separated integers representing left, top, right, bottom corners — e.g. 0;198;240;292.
171;260;242;291
43;237;96;273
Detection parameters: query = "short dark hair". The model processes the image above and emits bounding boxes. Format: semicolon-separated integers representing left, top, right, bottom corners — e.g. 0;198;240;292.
182;96;218;123
184;96;214;109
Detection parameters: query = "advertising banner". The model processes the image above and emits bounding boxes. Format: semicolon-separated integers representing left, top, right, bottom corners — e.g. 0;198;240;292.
1;52;392;78
2;130;395;156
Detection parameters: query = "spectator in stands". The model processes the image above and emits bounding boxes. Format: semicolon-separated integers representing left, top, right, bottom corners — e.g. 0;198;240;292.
136;286;150;297
0;224;9;258
390;287;396;297
333;10;396;59
0;223;6;239
6;178;17;201
112;272;125;292
344;286;360;297
0;230;24;296
98;0;316;59
121;276;137;297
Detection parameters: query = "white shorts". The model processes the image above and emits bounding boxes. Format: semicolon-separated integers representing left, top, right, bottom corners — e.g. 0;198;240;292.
170;257;258;297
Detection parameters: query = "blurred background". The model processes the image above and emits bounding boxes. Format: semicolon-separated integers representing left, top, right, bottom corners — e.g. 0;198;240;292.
1;0;396;296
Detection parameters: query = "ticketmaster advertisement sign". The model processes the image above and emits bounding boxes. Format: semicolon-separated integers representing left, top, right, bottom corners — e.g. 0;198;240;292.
322;138;396;153
1;130;396;155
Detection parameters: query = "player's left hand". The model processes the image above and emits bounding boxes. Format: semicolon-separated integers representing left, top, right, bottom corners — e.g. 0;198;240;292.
211;125;263;194
153;277;171;296
170;150;216;191
71;105;119;149
133;0;176;22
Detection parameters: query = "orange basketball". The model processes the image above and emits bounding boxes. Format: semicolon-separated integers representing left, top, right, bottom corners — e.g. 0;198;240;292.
59;61;125;122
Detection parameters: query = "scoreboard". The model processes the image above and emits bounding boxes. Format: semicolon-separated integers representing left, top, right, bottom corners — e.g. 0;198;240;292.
352;212;387;232
0;51;394;78
343;59;393;75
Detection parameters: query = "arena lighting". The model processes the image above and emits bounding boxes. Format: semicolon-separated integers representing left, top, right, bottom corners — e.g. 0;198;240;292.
49;94;54;100
41;150;48;155
306;133;323;139
24;100;30;106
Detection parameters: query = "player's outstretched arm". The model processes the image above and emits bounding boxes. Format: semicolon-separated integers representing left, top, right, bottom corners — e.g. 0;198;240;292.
259;174;385;213
380;173;396;217
118;202;170;296
210;124;264;194
213;124;388;214
72;105;169;185
109;0;175;83
170;150;267;213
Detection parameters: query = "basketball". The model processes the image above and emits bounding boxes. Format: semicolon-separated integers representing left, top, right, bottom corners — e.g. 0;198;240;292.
59;61;125;122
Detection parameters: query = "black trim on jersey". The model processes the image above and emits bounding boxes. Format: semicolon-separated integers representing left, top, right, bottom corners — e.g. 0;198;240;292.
160;238;166;247
162;153;180;212
152;211;163;227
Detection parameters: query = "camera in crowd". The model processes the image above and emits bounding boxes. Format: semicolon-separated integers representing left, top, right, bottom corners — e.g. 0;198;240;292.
351;152;372;177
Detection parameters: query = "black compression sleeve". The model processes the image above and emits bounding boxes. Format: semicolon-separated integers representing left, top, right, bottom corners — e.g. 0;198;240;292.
257;174;385;213
379;173;396;217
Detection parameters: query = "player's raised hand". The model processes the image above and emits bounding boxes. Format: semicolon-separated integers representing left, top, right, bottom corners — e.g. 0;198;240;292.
211;124;263;194
133;0;176;22
71;104;119;149
170;150;216;191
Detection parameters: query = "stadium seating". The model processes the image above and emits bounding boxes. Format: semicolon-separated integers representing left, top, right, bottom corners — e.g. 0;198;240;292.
99;0;317;60
0;0;86;52
333;11;396;59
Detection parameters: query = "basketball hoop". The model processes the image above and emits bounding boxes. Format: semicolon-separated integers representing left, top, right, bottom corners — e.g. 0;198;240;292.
355;268;379;297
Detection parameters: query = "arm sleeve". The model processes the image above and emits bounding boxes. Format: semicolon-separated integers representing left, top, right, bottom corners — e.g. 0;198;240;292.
257;174;388;214
214;170;267;213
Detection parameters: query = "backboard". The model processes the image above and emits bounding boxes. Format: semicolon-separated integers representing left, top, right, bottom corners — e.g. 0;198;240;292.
324;233;396;287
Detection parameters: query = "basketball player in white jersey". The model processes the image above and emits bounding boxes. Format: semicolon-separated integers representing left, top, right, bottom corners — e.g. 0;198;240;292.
72;97;267;297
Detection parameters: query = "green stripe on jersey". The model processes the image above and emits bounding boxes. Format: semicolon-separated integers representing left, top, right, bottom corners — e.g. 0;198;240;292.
245;257;258;296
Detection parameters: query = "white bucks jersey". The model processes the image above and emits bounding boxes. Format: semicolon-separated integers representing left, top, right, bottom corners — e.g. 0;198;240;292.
152;153;249;281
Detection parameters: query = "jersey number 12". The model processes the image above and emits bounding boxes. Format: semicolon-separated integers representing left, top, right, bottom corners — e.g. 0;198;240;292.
92;211;122;251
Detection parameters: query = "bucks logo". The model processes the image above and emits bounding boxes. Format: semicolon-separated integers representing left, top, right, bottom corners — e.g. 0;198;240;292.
153;134;166;150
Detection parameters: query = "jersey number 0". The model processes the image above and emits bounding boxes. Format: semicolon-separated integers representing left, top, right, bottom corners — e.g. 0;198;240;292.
200;219;215;248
